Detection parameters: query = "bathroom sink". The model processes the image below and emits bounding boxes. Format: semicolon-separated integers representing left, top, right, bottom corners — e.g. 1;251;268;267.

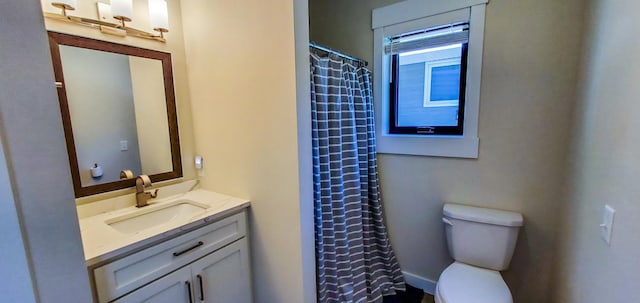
105;200;210;234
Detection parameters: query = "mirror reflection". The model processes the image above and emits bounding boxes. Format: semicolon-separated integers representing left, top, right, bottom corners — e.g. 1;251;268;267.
59;45;172;186
48;31;182;197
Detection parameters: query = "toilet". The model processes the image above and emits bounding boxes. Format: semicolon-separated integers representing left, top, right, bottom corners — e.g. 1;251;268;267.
435;203;524;303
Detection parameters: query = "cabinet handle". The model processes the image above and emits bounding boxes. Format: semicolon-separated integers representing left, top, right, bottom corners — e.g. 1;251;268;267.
197;274;205;300
173;241;204;257
186;281;194;303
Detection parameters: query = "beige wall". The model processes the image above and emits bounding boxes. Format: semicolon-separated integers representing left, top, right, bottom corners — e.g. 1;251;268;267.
552;0;640;302
0;0;92;301
310;0;585;302
42;0;196;200
180;0;313;301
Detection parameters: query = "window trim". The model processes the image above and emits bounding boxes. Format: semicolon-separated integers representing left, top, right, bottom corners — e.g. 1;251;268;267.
388;43;468;136
372;2;487;158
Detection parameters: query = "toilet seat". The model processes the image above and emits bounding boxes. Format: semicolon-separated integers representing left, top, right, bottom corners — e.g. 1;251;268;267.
435;262;512;303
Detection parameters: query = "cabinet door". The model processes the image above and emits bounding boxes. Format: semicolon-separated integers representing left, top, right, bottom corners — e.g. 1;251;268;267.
113;266;194;303
191;239;252;303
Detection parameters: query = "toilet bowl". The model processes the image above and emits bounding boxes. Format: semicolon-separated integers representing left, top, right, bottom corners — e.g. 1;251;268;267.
435;204;523;303
434;262;511;303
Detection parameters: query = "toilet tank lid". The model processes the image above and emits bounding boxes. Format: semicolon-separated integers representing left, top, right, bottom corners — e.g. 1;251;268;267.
443;204;523;227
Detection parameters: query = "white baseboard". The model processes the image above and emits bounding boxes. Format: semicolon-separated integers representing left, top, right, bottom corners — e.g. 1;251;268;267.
403;271;437;295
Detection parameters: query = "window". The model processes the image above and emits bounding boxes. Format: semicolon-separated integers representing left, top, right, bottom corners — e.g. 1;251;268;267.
372;1;487;158
388;24;469;135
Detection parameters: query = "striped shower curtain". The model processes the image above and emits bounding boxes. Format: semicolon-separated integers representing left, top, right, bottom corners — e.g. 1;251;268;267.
310;53;405;303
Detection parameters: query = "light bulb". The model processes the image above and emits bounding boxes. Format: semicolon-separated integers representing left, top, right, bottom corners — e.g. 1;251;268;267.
111;0;133;22
149;0;169;32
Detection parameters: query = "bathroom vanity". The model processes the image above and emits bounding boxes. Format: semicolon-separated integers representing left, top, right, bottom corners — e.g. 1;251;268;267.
46;29;254;303
77;184;251;303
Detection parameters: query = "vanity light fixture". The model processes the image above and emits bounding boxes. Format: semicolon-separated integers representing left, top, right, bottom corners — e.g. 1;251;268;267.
44;0;169;42
51;0;77;16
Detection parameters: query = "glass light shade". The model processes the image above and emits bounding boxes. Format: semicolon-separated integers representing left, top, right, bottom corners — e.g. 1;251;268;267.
111;0;133;21
148;0;169;32
51;0;77;10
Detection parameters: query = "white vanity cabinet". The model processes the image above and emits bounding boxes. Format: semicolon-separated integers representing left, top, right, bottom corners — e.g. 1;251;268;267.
113;239;250;303
91;211;251;303
190;239;252;303
111;266;193;303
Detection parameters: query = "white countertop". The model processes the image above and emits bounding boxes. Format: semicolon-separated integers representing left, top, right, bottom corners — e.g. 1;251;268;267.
78;187;250;266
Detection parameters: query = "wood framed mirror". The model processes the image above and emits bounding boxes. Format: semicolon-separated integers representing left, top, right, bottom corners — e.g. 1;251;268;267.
48;31;182;197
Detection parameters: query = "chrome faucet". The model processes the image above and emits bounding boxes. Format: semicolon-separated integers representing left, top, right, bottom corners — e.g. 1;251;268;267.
135;175;158;208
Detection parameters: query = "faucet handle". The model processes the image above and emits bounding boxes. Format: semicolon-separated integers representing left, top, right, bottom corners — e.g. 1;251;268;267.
150;189;159;199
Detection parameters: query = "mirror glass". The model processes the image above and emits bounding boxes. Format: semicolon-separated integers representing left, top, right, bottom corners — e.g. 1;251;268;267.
48;32;182;197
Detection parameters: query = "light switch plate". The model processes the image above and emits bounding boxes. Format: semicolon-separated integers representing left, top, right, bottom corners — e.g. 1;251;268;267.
120;140;128;151
600;205;615;245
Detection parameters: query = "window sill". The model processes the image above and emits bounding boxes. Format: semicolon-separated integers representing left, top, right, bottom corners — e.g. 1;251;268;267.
376;134;478;158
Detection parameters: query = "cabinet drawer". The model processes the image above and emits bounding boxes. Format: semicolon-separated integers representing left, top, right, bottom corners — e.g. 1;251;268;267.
94;211;246;303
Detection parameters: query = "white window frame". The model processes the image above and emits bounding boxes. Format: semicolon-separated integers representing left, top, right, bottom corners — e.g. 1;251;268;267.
423;57;461;107
372;0;488;158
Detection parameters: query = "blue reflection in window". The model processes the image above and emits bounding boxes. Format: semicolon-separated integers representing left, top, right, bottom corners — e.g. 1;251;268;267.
430;64;460;101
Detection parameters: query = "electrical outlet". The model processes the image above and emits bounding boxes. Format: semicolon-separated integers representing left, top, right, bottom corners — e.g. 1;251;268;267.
120;140;128;151
600;205;615;245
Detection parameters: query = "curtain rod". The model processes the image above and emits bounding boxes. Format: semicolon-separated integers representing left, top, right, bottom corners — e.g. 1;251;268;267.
309;42;368;66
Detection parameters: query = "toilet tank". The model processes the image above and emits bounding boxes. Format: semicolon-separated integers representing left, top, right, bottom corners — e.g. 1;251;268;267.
443;204;523;271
